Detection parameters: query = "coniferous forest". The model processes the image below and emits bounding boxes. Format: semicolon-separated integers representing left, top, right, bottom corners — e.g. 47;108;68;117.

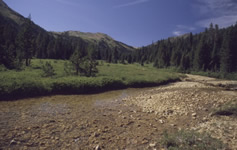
133;23;237;75
0;0;237;77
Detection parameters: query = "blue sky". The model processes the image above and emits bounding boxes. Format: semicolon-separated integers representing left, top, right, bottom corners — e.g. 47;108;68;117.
4;0;237;47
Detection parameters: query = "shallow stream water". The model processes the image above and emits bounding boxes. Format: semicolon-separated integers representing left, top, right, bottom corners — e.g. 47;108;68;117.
0;88;161;149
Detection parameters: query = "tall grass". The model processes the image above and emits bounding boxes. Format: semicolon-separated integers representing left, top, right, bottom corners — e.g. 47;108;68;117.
0;59;181;100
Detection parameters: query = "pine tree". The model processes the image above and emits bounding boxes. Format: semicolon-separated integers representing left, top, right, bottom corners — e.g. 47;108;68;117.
16;14;34;66
193;34;211;71
221;25;237;73
84;44;98;77
70;46;83;75
220;30;231;73
210;24;221;71
112;47;119;63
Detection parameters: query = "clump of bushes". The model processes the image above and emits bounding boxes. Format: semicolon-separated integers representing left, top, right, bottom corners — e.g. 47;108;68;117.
42;61;55;77
161;130;226;150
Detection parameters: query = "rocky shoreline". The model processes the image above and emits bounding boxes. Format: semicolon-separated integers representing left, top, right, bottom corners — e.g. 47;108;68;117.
124;74;237;149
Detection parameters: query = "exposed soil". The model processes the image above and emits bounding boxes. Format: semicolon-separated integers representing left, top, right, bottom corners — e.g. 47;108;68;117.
0;74;236;149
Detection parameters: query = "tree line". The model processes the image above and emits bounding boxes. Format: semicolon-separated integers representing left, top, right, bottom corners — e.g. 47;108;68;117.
132;23;237;74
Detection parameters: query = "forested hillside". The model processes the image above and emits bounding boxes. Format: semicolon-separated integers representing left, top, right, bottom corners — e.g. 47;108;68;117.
0;0;133;69
133;23;237;74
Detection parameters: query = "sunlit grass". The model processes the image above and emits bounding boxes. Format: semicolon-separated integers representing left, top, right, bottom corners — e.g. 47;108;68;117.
0;59;181;100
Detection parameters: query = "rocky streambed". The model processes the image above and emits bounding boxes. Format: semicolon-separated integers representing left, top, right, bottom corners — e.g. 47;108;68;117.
0;74;236;149
124;74;237;149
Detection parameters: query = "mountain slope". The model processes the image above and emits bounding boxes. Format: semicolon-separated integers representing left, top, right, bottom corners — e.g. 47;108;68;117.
52;31;135;52
0;0;136;67
0;0;134;55
0;0;25;25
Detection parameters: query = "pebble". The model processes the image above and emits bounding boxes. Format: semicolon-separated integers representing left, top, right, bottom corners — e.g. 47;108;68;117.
192;113;197;117
149;142;156;147
159;119;164;124
202;117;208;122
142;139;149;144
10;139;17;145
95;145;101;150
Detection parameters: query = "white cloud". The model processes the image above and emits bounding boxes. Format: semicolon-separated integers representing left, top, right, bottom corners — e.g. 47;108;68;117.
115;0;150;8
172;25;196;36
195;0;237;28
173;31;182;36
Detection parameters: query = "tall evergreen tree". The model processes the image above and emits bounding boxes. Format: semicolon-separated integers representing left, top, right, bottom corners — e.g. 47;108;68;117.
194;34;211;71
84;44;98;77
112;47;119;63
210;24;221;71
220;30;232;73
16;14;34;66
70;46;83;75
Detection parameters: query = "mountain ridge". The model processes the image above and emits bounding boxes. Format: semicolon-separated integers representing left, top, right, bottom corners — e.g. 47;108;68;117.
0;0;25;25
0;0;135;54
52;30;136;52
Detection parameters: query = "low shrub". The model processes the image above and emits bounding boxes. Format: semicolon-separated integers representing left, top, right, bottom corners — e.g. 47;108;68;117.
42;61;55;77
162;130;227;150
213;99;237;116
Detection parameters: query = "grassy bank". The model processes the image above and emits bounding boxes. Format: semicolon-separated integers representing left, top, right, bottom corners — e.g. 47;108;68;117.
190;71;237;80
0;59;181;100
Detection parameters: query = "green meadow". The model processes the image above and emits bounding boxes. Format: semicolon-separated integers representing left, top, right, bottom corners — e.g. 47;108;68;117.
0;59;181;100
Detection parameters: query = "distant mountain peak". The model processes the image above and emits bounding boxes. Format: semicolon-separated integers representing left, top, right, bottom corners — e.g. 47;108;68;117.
52;31;135;51
0;0;25;25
